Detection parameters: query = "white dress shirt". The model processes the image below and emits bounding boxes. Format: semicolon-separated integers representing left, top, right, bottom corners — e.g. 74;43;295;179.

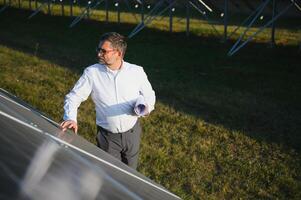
63;61;156;133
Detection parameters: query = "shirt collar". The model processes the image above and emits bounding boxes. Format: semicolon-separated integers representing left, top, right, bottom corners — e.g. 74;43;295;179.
104;60;127;73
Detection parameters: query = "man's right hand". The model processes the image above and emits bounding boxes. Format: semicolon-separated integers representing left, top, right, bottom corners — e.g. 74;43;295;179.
60;120;78;134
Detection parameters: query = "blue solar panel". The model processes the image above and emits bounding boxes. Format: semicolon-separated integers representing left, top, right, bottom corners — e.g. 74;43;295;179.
0;88;181;200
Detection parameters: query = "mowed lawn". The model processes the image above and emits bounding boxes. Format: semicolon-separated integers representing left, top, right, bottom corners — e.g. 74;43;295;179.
0;6;301;200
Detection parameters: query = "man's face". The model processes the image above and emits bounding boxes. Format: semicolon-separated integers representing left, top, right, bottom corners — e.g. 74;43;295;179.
97;41;121;67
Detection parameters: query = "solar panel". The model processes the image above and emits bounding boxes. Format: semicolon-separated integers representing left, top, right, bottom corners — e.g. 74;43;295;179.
0;88;181;200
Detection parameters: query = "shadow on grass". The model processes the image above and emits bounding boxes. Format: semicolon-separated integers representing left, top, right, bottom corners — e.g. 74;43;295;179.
1;8;301;152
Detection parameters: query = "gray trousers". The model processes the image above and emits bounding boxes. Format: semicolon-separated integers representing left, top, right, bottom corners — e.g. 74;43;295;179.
96;121;142;169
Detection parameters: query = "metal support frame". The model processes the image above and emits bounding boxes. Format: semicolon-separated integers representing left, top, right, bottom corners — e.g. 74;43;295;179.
270;0;277;46
175;0;213;25
242;0;254;12
28;0;52;19
69;0;104;27
291;0;301;51
186;0;190;36
1;0;300;55
128;0;165;38
105;0;108;22
117;0;120;23
228;0;295;56
169;0;174;33
128;0;177;38
47;0;51;14
0;4;9;14
61;0;65;16
128;0;222;38
70;0;73;17
69;0;139;26
293;0;301;10
0;0;10;14
223;0;228;42
132;0;144;22
112;0;140;24
87;1;90;19
140;0;144;22
189;0;221;38
226;0;270;40
122;0;139;23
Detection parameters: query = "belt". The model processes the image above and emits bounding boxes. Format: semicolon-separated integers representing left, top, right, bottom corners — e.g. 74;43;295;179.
97;121;138;134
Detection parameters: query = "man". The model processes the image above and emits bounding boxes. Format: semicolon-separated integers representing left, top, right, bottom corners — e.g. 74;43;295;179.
61;32;156;169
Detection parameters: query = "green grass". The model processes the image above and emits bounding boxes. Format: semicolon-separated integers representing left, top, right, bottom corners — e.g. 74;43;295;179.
0;6;301;200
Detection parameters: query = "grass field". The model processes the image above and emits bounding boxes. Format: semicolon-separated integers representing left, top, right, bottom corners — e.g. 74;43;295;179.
0;5;301;200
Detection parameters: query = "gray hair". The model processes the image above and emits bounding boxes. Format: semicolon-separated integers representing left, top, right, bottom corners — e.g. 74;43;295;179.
98;32;127;57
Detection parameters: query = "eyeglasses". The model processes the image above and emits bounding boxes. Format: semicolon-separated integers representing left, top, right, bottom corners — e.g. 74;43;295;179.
96;47;115;54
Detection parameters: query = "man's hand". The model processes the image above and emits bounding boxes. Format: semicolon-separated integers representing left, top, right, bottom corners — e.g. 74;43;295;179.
60;120;78;134
134;104;149;116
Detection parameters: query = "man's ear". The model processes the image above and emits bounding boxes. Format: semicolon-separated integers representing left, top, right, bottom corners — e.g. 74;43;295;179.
117;50;122;57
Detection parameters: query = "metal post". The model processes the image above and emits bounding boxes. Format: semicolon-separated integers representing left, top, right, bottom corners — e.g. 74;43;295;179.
70;0;73;17
105;0;109;22
47;0;51;14
141;0;144;22
169;0;173;33
61;0;64;16
87;2;90;19
270;0;277;47
35;0;38;9
117;0;120;24
18;0;21;8
186;0;190;36
29;0;32;9
223;0;228;42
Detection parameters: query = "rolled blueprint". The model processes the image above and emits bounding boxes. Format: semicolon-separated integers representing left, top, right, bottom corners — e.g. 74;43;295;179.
134;96;147;116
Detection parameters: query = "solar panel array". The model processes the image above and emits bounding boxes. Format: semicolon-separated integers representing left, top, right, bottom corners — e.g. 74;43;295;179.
0;88;181;200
